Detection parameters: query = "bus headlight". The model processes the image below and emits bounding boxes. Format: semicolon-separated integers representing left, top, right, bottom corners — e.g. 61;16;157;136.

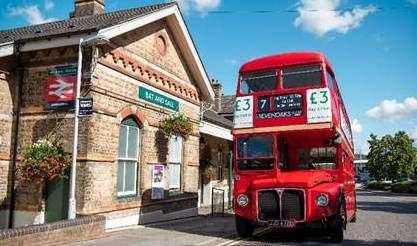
316;194;329;207
237;194;249;207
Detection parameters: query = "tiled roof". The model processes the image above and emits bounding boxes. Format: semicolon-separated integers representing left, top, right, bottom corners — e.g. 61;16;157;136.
220;95;235;114
0;3;175;43
203;110;233;129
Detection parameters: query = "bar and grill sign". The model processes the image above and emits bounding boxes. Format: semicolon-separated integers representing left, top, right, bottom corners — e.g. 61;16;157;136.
138;86;179;111
43;65;77;109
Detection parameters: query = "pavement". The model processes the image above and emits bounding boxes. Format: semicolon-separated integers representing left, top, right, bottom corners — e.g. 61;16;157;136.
72;190;417;246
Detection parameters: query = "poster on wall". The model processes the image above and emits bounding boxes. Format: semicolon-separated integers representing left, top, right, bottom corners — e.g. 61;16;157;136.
43;65;77;109
306;88;332;123
151;165;165;200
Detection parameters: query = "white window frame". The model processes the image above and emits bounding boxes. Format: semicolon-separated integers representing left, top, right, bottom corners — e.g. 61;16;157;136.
168;135;183;193
117;121;140;197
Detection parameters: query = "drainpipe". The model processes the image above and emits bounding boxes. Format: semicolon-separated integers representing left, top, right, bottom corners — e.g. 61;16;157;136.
8;44;23;228
68;36;109;220
67;38;83;220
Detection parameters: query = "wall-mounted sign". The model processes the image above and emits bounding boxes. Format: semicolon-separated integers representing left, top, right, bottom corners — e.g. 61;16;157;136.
256;94;302;119
138;86;179;111
307;88;332;123
234;96;254;129
43;65;77;109
151;165;165;200
78;97;93;117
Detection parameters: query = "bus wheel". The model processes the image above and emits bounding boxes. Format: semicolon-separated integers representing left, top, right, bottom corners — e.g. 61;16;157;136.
235;216;255;238
328;202;345;243
328;220;344;243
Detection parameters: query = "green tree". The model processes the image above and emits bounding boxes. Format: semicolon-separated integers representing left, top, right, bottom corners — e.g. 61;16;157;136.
367;131;417;182
367;134;386;181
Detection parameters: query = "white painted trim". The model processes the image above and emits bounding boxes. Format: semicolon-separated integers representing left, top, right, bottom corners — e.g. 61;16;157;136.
106;213;139;229
105;207;197;229
97;7;176;40
97;5;214;101
170;9;214;100
0;42;14;58
200;121;233;141
20;34;95;52
13;210;45;228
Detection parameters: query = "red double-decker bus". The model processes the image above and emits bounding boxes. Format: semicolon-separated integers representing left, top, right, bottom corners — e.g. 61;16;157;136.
232;52;356;242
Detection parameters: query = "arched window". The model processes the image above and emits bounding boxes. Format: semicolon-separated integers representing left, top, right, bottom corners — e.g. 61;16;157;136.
117;117;141;197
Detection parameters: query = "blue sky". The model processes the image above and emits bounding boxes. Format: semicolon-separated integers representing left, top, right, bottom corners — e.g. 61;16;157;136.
1;0;417;153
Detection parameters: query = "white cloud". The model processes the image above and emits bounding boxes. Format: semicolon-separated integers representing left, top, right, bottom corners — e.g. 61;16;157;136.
294;0;376;36
352;118;363;134
175;0;221;13
408;0;417;5
367;97;417;121
8;5;56;25
410;127;417;140
44;0;55;11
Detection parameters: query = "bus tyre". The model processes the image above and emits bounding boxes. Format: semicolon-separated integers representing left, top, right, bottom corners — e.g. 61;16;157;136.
235;216;255;238
328;202;346;243
328;220;344;243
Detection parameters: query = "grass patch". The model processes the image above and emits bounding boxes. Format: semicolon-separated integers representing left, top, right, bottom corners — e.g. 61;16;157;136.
391;181;417;194
366;181;390;191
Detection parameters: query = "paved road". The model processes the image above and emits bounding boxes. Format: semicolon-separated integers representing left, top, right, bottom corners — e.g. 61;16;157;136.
75;191;417;246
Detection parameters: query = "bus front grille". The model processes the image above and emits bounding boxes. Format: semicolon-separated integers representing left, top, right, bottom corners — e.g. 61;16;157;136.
259;190;280;220
282;190;304;220
258;189;305;221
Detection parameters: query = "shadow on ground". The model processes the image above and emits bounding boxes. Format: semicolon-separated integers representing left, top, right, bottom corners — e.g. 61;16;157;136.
244;229;417;245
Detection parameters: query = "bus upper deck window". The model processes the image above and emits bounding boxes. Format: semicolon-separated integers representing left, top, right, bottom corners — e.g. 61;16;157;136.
283;64;322;89
240;70;277;94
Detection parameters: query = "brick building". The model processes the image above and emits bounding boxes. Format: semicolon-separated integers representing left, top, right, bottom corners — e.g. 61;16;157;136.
0;1;218;229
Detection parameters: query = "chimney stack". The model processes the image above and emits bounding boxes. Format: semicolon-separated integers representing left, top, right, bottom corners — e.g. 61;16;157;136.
211;79;223;112
71;0;105;18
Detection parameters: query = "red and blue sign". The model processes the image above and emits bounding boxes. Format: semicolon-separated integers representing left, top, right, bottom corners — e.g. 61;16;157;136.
43;65;77;109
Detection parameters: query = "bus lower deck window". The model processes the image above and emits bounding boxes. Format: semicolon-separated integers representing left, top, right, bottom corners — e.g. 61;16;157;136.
283;64;322;89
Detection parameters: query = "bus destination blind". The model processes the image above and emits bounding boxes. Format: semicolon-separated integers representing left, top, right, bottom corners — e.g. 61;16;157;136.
256;94;302;119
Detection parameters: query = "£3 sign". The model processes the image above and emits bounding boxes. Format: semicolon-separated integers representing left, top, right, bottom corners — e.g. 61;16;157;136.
234;96;253;128
307;88;332;123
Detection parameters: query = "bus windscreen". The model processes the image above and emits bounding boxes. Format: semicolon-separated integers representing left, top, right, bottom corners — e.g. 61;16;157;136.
237;135;275;170
240;70;277;94
283;64;322;89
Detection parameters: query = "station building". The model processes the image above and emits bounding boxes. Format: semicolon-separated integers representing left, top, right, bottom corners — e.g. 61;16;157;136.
0;0;232;229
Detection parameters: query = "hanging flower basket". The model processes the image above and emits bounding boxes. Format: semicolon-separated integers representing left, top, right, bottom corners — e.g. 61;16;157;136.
17;139;70;185
160;113;193;138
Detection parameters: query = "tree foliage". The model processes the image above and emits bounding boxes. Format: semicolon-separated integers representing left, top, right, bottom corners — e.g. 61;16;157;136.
367;131;417;182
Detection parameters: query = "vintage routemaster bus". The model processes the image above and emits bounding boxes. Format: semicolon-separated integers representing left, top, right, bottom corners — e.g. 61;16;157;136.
232;52;356;242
